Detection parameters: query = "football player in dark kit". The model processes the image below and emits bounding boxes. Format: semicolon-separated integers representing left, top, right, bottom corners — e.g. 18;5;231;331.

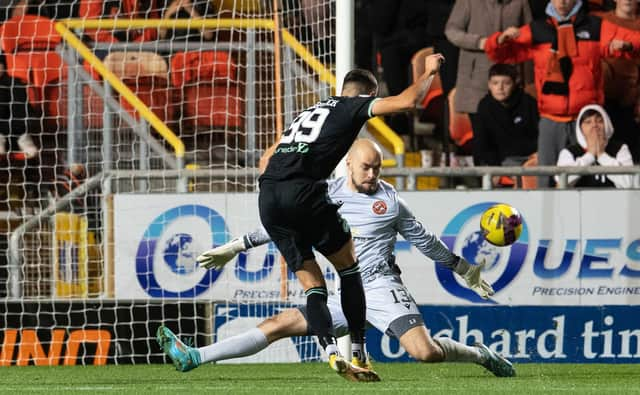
255;53;444;381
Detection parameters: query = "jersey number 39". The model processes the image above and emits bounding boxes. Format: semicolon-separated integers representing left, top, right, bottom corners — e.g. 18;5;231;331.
280;107;330;144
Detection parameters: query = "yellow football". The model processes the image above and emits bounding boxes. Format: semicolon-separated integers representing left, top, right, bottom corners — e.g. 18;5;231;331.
480;204;523;247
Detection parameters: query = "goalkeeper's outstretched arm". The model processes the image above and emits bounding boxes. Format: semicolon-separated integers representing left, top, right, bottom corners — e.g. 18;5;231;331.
197;226;272;270
395;198;494;300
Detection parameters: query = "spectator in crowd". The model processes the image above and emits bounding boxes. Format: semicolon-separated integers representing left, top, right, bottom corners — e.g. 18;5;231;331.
26;0;82;19
280;0;334;65
300;0;332;61
594;0;640;162
354;0;374;70
0;0;21;22
48;162;102;232
485;0;640;187
368;0;431;135
427;0;459;96
79;0;162;43
159;0;216;41
0;55;41;160
473;63;539;186
50;163;88;213
529;0;551;19
557;104;634;187
445;0;532;153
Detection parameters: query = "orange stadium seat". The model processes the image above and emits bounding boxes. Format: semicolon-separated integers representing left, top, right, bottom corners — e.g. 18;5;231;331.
30;55;105;130
170;51;243;129
447;88;473;152
0;15;62;84
0;15;70;131
520;153;538;189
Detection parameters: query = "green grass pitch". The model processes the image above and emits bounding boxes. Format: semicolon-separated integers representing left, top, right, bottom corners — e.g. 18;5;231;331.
3;363;640;394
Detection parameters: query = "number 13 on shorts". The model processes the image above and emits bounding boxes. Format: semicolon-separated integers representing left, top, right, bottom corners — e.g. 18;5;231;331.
390;287;415;305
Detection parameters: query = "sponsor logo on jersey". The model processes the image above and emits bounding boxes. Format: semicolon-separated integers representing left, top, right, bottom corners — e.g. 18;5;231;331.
275;142;310;154
372;200;387;215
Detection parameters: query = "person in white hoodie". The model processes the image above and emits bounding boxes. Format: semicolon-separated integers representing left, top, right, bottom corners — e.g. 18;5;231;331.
556;104;634;188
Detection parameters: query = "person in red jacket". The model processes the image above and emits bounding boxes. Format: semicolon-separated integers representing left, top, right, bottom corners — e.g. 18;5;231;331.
485;0;640;187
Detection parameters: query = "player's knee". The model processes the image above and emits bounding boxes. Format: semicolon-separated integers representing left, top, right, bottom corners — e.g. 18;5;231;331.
258;310;306;342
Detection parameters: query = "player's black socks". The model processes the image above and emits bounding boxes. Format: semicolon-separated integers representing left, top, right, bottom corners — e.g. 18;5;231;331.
338;262;367;361
304;286;337;354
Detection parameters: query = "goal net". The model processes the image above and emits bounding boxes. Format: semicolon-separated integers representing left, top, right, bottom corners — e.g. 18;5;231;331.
1;0;336;365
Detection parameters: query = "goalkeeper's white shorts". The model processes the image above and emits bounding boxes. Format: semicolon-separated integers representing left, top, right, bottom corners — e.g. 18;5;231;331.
325;275;424;339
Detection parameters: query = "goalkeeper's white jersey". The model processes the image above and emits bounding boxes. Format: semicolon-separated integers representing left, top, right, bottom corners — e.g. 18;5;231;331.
327;177;457;284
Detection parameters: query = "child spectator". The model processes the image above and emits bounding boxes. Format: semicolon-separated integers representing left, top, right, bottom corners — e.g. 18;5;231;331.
473;64;539;180
445;0;532;147
557;104;634;187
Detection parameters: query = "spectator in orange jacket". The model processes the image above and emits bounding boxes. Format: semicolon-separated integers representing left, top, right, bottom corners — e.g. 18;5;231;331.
485;0;640;187
593;0;640;162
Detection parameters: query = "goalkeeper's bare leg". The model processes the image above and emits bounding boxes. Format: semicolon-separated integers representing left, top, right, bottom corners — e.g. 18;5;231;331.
400;325;515;377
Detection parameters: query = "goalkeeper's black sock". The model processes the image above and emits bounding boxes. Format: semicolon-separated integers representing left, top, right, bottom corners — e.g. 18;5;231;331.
338;262;367;361
305;286;337;355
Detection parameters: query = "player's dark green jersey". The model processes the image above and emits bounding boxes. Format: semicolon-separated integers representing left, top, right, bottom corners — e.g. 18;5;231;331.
260;95;377;182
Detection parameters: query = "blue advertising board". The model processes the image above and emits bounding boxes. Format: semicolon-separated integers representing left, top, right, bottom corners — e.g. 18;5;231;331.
367;305;640;363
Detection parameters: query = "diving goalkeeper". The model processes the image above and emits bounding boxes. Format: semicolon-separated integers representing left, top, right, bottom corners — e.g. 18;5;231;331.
158;139;514;379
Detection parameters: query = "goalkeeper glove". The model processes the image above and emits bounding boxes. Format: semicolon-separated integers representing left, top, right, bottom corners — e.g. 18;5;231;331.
453;257;495;299
197;237;246;270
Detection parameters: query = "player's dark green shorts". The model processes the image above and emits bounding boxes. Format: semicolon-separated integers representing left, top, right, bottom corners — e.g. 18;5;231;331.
258;179;351;271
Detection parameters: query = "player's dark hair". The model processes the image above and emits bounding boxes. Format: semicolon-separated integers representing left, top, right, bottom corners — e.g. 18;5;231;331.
579;109;603;124
342;69;378;95
488;63;518;82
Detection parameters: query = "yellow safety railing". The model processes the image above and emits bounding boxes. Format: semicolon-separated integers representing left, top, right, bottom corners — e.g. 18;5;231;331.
58;18;404;166
280;29;335;88
56;21;185;159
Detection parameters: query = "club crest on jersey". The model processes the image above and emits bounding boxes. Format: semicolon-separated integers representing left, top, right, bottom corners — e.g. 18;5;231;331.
372;200;387;215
